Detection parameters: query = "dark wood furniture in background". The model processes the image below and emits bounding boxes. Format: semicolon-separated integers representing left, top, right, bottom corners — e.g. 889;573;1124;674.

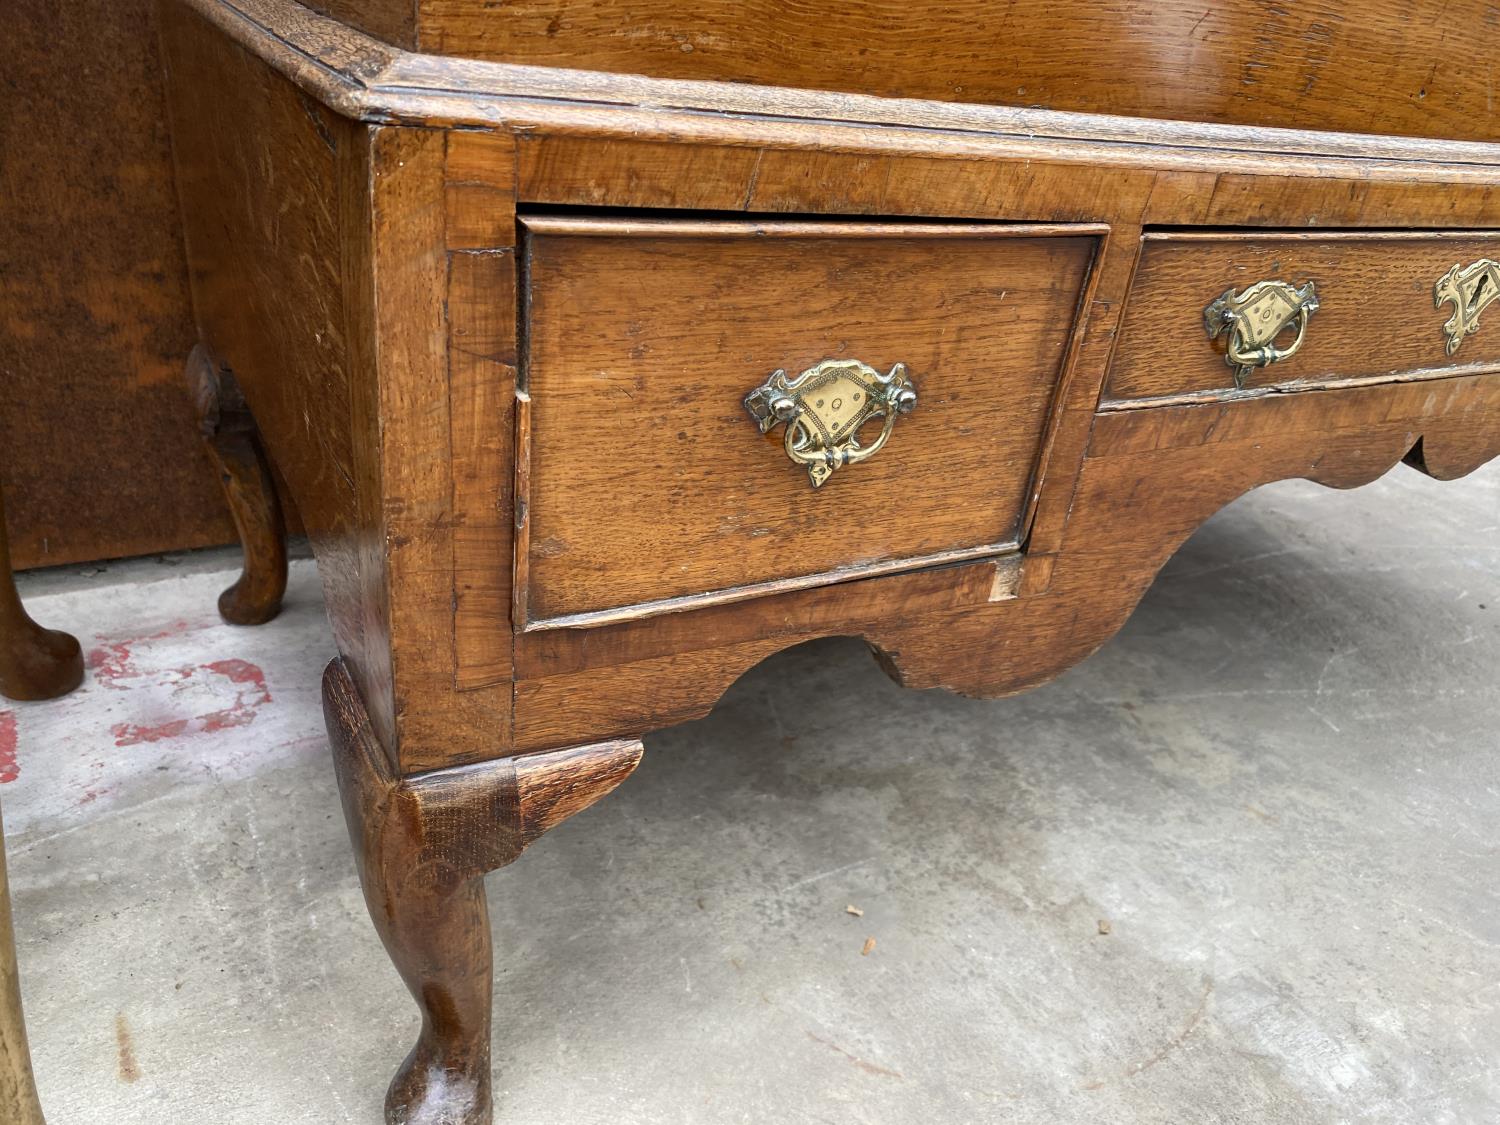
0;1;216;570
159;1;1500;1121
0;0;302;571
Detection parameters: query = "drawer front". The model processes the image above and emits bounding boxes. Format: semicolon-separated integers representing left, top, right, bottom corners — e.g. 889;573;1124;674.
518;217;1102;629
1107;232;1500;405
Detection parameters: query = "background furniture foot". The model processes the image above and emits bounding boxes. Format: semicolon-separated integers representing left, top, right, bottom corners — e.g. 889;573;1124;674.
323;659;642;1125
185;345;287;626
0;474;82;703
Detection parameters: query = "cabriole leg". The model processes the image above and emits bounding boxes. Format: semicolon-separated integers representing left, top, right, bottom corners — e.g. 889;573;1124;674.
322;660;641;1124
185;345;287;626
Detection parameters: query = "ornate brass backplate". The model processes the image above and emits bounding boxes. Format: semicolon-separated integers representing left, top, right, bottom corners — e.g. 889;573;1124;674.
743;359;917;487
1203;279;1320;389
1434;259;1500;356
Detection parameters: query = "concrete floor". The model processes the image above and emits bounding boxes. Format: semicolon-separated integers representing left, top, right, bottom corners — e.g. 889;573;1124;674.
4;460;1498;1124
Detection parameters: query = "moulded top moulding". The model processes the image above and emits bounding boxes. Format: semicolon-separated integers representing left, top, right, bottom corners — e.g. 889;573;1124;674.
188;0;1500;179
298;0;1500;145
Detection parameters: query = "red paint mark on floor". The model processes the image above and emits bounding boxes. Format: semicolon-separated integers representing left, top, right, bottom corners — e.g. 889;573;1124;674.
200;659;272;732
87;621;199;689
0;712;18;783
87;640;138;687
204;659;267;689
111;719;192;747
199;707;257;733
107;659;272;747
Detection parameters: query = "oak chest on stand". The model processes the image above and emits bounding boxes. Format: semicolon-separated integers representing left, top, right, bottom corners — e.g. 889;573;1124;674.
158;2;1500;1120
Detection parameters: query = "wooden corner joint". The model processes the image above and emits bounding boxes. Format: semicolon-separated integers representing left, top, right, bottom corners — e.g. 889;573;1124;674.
324;658;642;881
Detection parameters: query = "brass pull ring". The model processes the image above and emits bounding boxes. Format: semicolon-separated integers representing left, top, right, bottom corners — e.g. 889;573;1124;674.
1203;279;1320;389
744;359;917;488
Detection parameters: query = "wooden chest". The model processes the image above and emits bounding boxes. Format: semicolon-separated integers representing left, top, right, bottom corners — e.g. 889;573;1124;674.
157;1;1500;1120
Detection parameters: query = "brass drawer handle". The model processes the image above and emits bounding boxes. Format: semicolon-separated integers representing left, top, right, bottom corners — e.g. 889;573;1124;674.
744;359;917;488
1203;279;1319;389
1435;259;1500;355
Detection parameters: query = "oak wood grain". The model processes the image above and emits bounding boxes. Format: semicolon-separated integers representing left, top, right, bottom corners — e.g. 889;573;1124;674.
1107;232;1500;405
444;130;520;692
445;130;518;251
872;374;1500;698
1023;223;1145;569
521;218;1099;623
512;374;1500;751
160;2;402;755
178;0;1500;173
163;6;520;772
518;138;1500;233
304;0;415;46
516;554;1021;681
364;125;511;767
411;0;1500;144
447;252;518;691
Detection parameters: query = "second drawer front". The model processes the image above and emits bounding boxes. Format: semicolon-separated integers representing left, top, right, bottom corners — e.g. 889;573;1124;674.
518;216;1101;628
1107;232;1500;405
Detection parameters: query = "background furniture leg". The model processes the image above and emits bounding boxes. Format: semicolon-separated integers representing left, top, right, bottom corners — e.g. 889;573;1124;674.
0;474;83;703
323;659;642;1125
0;803;46;1125
185;345;287;626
